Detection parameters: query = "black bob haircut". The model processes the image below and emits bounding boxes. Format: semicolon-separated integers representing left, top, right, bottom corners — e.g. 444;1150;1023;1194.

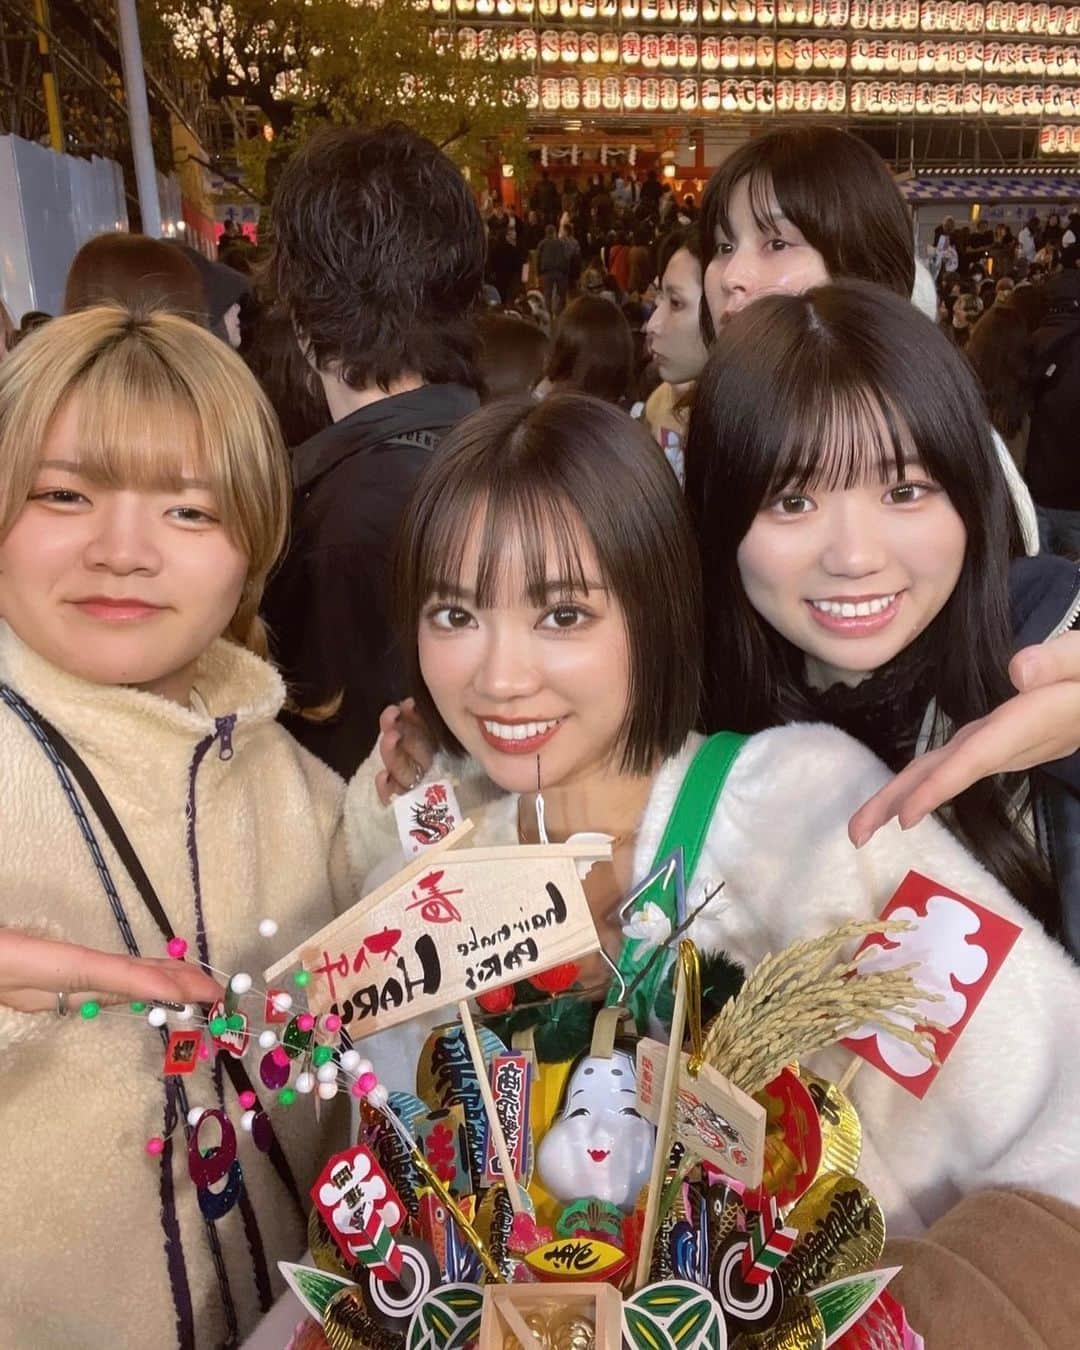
268;122;485;393
699;128;916;301
395;392;702;774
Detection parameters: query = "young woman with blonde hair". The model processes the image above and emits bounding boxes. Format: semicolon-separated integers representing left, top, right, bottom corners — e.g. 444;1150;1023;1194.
0;305;357;1346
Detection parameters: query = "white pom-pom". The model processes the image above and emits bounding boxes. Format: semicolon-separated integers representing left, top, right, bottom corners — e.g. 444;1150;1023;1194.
175;1004;194;1021
147;1006;168;1028
367;1083;389;1109
187;1107;206;1127
354;1058;373;1078
258;918;279;938
271;992;292;1013
339;1049;362;1073
316;1063;337;1084
240;1109;256;1133
317;1081;338;1100
295;1072;315;1094
230;973;252;995
258;1030;277;1050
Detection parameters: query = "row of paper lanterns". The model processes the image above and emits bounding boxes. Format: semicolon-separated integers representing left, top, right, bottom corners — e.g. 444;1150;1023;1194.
429;0;1080;35
515;71;1080;106
451;27;1080;68
1040;119;1080;142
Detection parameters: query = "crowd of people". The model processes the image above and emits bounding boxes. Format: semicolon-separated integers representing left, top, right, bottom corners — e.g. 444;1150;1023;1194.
0;121;1079;1348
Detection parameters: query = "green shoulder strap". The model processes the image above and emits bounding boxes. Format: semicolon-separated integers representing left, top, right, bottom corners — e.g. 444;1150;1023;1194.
611;731;749;1031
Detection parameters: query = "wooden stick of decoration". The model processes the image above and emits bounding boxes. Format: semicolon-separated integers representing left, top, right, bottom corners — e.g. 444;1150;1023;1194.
837;1057;863;1095
741;1191;798;1285
492;1290;546;1347
632;942;690;1291
458;998;526;1217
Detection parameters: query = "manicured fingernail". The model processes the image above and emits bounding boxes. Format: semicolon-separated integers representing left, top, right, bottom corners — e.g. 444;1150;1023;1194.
852;829;869;849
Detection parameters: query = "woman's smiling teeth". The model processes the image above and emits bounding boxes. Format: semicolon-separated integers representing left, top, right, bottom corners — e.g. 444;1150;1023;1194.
809;594;897;618
481;717;562;740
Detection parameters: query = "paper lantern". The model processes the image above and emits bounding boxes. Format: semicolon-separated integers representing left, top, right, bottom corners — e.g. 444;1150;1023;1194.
517;0;536;13
660;0;680;17
642;75;661;107
1003;1;1019;28
933;39;950;67
721;36;739;69
623;73;643;106
602;74;622;106
700;0;720;15
812;0;829;22
658;32;678;67
869;0;887;25
884;0;902;22
869;37;887;66
778;37;796;67
965;0;984;25
794;0;814;19
582;74;602;105
540;76;561;107
498;0;516;12
556;30;577;62
852;0;870;23
561;75;581;106
680;33;700;65
1067;6;1080;33
458;26;479;58
476;0;494;12
790;77;809;107
777;0;797;18
520;75;540;106
702;76;722;107
1016;0;1032;27
702;34;721;68
641;0;659;18
479;28;498;60
540;29;559;60
456;0;476;11
738;0;757;18
986;0;1001;26
1048;2;1066;31
499;29;518;59
809;78;828;106
432;0;451;11
901;0;921;24
1045;80;1063;108
740;35;758;67
758;35;776;64
622;31;642;63
679;75;699;106
721;76;739;107
557;0;578;14
795;36;814;67
829;76;848;106
776;77;796;107
516;27;538;59
581;0;599;13
1064;45;1078;75
1040;123;1056;149
600;0;618;14
600;31;620;61
831;0;851;20
758;0;777;18
622;0;640;16
680;0;699;18
642;32;661;65
581;31;600;61
966;37;983;68
810;36;828;66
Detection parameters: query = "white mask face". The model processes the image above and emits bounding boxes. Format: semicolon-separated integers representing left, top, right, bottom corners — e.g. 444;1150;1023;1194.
536;1049;656;1212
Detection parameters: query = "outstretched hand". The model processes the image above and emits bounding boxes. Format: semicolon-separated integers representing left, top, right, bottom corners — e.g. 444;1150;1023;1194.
850;630;1080;846
0;929;223;1014
375;698;437;806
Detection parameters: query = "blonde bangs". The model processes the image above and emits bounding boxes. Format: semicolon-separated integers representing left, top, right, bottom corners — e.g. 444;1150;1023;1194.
0;305;290;583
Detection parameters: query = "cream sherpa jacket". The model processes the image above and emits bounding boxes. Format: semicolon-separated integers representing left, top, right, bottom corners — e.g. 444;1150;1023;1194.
345;726;1080;1236
0;624;353;1349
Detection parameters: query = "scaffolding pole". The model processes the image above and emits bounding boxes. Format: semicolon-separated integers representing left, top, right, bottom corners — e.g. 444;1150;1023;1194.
115;0;159;235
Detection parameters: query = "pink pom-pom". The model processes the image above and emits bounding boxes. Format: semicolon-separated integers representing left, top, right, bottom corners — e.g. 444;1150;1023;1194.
322;1014;342;1033
166;937;188;959
145;1136;165;1156
238;1090;257;1110
198;1042;211;1060
350;1079;367;1099
271;1047;290;1068
297;1013;315;1032
357;1071;378;1095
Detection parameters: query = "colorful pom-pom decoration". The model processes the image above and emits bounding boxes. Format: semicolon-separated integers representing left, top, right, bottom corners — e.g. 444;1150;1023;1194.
258;918;278;938
279;1088;297;1106
230;973;253;995
312;1045;334;1068
339;1049;361;1073
317;1081;338;1101
295;1072;315;1095
258;1030;277;1050
297;1013;315;1033
271;1047;290;1069
239;1090;257;1110
148;1007;168;1028
240;1110;256;1133
79;1000;101;1020
293;970;311;988
145;1136;165;1156
322;1014;342;1033
271;992;293;1014
166;937;188;959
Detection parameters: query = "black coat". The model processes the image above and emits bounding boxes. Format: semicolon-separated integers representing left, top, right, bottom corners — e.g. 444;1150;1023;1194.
1025;270;1080;511
1011;554;1080;958
262;383;479;778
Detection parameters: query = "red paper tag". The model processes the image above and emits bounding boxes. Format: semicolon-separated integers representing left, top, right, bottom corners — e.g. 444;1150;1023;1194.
481;1052;533;1186
311;1144;405;1267
163;1029;203;1075
264;988;290;1025
841;870;1022;1099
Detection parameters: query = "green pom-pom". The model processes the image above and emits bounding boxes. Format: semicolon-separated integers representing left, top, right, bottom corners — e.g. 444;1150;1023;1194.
293;970;311;988
312;1045;334;1067
279;1087;297;1106
130;1001;146;1012
209;1015;228;1035
79;1000;101;1020
225;1013;245;1031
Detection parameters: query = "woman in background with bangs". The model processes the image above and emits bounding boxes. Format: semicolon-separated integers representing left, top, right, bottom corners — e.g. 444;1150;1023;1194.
0;305;359;1346
350;388;1080;1234
684;281;1080;956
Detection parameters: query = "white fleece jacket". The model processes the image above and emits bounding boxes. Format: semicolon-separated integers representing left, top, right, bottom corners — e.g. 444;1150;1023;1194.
0;625;353;1348
345;726;1080;1236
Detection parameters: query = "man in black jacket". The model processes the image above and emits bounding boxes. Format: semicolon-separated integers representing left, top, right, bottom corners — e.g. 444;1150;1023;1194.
262;123;485;777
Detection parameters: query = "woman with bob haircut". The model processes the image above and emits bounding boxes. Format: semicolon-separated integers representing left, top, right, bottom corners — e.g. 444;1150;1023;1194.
0;304;365;1346
539;295;635;406
350;389;1080;1233
684;280;1080;953
63;232;208;322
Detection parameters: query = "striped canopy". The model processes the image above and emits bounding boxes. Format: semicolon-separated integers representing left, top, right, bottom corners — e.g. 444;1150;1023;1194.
897;172;1080;201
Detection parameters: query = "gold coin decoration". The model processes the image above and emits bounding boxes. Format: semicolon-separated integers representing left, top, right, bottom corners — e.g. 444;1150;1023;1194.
780;1174;886;1296
502;1309;551;1349
802;1072;862;1180
550;1312;597;1350
738;1294;826;1349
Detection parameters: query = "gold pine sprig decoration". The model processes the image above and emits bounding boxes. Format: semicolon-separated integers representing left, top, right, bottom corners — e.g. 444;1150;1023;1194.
701;919;943;1096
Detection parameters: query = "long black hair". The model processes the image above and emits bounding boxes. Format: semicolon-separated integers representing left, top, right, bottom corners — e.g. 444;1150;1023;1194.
685;279;1058;935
